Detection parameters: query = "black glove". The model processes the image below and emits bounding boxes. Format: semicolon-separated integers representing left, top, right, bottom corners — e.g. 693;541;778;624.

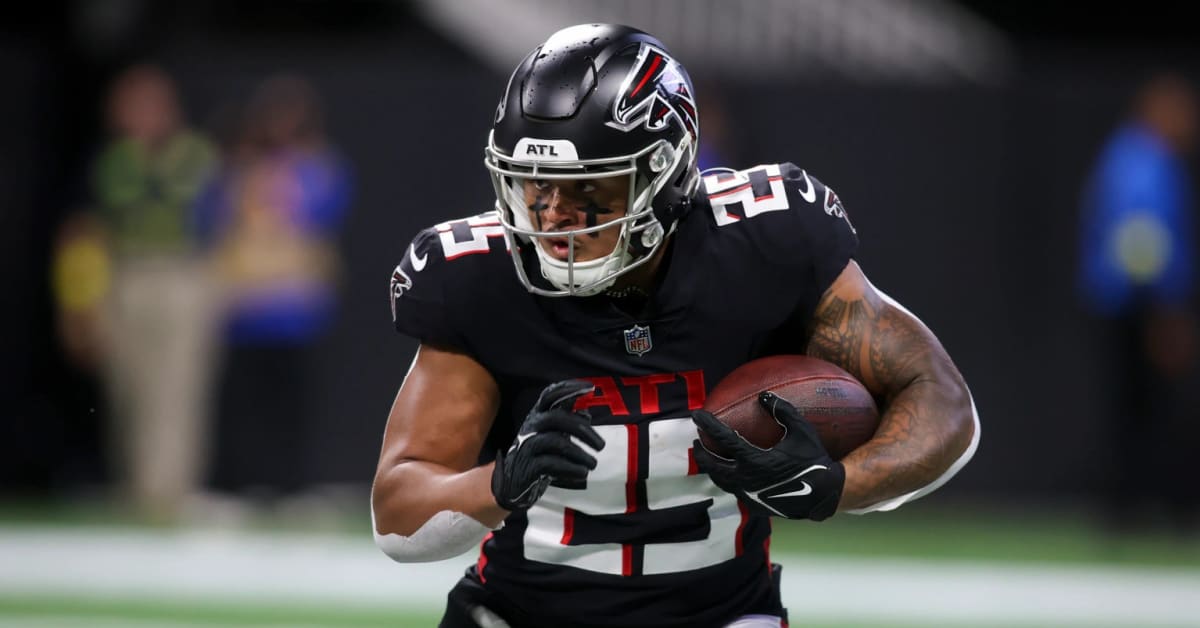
491;380;605;511
692;391;844;521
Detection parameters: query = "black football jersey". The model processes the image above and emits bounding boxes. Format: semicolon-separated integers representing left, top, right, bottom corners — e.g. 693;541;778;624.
390;163;858;628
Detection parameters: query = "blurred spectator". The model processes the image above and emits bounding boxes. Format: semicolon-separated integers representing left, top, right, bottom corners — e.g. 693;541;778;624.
76;63;219;521
1077;72;1199;533
196;74;352;500
52;211;111;374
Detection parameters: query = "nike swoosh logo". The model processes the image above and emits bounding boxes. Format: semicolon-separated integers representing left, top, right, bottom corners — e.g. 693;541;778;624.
409;245;428;272
796;170;816;203
745;463;829;516
771;482;813;498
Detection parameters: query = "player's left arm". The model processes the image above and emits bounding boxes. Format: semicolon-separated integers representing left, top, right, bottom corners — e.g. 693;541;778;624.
806;260;979;513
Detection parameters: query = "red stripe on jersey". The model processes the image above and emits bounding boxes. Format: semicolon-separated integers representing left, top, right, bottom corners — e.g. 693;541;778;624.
625;424;638;513
443;237;507;260
735;501;749;556
708;182;750;199
622;544;634;576
620;373;675;415
443;248;493;261
707;175;784;199
680;370;706;410
764;534;772;576
687;446;699;476
561;508;575;545
436;221;500;232
476;532;493;583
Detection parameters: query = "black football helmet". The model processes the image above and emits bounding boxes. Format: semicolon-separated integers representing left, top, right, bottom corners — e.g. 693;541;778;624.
485;23;700;297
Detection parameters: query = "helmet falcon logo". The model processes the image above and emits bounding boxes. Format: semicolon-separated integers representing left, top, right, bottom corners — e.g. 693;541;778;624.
608;44;698;142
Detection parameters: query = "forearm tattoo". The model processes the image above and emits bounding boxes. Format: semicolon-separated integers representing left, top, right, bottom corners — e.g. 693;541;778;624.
806;286;971;508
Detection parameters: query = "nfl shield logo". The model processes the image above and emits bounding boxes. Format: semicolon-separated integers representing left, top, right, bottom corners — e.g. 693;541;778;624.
623;324;653;356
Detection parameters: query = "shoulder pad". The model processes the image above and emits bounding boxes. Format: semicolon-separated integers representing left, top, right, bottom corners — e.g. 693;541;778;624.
701;163;857;237
700;162;858;303
390;212;511;347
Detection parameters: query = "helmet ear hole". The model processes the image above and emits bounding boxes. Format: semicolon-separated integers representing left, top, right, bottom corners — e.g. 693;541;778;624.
649;145;673;173
640;221;664;248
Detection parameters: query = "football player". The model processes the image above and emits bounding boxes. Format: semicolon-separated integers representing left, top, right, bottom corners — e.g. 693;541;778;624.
373;23;979;628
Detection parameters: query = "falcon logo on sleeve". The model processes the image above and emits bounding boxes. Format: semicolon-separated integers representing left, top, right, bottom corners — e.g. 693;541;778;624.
823;186;857;234
390;265;413;322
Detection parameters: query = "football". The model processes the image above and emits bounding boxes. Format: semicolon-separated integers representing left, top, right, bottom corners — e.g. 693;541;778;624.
699;355;880;460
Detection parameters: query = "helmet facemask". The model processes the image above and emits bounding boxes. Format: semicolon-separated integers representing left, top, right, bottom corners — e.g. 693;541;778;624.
486;132;690;297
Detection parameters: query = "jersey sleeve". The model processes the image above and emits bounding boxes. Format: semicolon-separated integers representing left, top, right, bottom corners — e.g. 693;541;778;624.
390;226;468;349
792;164;859;301
702;162;859;313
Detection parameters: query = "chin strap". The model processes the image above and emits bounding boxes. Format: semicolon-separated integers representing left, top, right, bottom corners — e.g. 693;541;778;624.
604;285;649;299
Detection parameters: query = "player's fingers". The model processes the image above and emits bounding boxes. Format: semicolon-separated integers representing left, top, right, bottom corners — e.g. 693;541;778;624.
691;440;739;489
524;434;598;470
532;411;606;450
535;380;596;412
757;391;799;422
549;475;587;490
691;410;749;453
691;439;735;469
758;392;818;438
510;474;551;506
534;456;592;484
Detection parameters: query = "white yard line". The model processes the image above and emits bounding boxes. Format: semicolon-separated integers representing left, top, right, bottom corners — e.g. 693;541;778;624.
1;527;1198;626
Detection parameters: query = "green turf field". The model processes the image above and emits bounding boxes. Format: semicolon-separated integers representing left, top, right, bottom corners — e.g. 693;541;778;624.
0;597;442;627
768;502;1200;566
5;497;1197;566
2;596;1192;628
2;498;1197;627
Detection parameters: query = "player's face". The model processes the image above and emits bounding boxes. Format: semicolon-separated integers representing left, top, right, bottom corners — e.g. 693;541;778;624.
522;175;631;262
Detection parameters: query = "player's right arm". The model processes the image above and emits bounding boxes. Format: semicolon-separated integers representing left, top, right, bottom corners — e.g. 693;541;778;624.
374;221;603;561
372;343;605;562
372;342;506;542
374;222;510;559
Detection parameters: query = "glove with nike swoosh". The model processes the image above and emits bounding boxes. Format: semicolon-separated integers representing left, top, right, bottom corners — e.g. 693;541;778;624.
692;391;844;521
492;380;606;511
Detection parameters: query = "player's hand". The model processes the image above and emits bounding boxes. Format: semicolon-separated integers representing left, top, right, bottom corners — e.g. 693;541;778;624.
692;391;844;521
491;380;605;511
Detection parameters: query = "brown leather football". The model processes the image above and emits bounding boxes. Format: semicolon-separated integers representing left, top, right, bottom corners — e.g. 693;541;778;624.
700;355;880;460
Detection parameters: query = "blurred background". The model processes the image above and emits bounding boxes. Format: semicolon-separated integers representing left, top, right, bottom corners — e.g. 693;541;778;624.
3;1;1200;626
